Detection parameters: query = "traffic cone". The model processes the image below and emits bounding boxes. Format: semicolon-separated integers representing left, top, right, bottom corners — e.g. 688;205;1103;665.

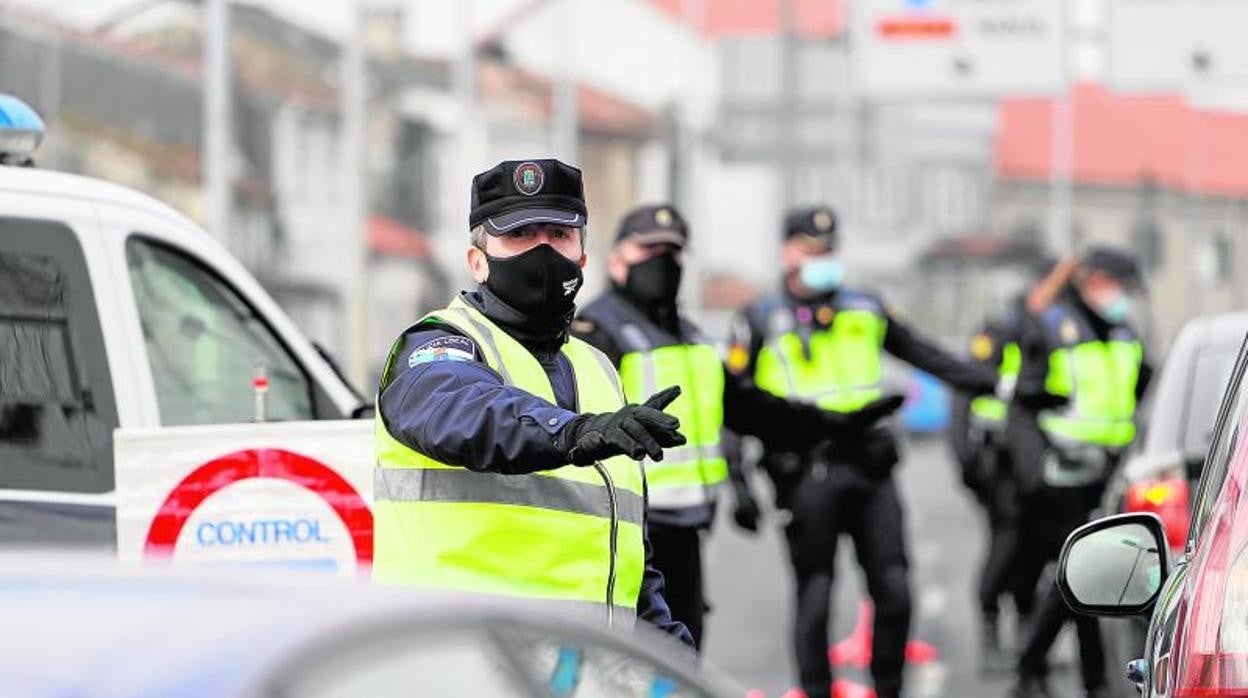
828;600;941;668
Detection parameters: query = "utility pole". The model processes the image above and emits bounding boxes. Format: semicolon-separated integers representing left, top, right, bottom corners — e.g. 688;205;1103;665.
203;0;231;246
1046;0;1073;255
778;0;800;207
341;1;369;390
551;0;579;164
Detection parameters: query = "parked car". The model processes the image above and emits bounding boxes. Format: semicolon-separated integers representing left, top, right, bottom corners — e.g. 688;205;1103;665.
1060;330;1248;697
1095;312;1248;693
0;557;741;698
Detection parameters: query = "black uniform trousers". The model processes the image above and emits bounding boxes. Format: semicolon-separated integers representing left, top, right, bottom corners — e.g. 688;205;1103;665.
648;521;707;650
974;444;1032;620
785;463;910;698
1015;482;1107;691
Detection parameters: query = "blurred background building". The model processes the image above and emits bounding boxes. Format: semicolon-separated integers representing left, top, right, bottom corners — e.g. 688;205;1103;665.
2;0;1248;387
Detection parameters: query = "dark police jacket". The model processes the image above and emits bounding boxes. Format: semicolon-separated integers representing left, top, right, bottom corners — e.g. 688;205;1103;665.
575;288;866;528
1006;288;1154;496
378;288;693;647
728;286;997;496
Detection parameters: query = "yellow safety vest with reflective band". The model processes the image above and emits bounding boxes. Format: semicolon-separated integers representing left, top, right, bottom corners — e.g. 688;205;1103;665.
619;345;727;509
970;341;1020;429
752;293;888;412
373;297;647;626
577;293;727;512
1037;304;1142;449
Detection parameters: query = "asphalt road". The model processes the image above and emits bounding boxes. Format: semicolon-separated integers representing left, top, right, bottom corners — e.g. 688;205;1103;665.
701;437;1089;698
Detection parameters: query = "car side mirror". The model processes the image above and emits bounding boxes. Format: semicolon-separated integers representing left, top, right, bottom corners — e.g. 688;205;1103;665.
1058;512;1172;617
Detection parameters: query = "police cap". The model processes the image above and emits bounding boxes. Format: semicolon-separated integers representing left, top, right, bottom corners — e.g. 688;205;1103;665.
615;204;688;248
469;159;587;234
784;206;838;244
1081;246;1142;288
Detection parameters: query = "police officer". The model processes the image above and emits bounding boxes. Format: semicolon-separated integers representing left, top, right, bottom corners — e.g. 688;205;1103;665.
1008;248;1153;698
573;204;904;650
727;207;999;698
373;159;692;646
948;304;1027;675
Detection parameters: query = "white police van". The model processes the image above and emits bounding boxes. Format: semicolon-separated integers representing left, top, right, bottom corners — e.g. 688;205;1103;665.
0;95;374;573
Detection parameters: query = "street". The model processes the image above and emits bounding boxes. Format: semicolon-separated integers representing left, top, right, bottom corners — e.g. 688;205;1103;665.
704;438;1086;698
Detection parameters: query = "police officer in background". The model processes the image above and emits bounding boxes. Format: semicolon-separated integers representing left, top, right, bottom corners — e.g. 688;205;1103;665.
573;204;904;649
1008;248;1153;698
948;303;1028;675
727;207;999;698
373;159;692;646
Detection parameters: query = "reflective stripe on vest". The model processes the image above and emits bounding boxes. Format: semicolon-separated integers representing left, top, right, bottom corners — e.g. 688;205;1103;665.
970;341;1021;428
373;297;647;624
1038;313;1142;449
618;344;727;510
753;307;887;412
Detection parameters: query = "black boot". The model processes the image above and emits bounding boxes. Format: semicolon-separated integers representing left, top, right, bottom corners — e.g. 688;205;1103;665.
1008;674;1053;698
981;614;1011;676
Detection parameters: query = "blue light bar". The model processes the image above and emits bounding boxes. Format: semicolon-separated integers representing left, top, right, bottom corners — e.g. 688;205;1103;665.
0;94;45;164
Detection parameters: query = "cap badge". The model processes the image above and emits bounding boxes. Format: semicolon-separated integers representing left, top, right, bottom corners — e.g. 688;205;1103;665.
655;207;673;227
813;210;833;232
514;162;545;196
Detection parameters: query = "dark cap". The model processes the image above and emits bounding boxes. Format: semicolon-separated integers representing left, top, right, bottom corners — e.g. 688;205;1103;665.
1080;246;1142;287
615;204;688;248
469;159;588;234
784;206;838;242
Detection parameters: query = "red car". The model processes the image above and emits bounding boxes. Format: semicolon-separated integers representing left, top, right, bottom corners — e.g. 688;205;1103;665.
1060;332;1248;697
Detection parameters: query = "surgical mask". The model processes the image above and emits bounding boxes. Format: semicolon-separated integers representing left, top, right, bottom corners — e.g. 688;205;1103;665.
623;252;683;305
798;255;844;292
484;244;584;317
1095;293;1131;324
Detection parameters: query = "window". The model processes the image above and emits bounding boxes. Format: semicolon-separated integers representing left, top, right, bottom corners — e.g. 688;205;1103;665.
126;238;314;426
1189;342;1248;544
1182;347;1239;459
0;218;118;493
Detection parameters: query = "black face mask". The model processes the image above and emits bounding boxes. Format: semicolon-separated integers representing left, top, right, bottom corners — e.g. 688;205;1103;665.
484;244;584;317
623;252;683;305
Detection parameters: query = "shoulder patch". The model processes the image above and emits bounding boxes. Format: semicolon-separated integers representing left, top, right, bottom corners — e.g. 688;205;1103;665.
970;333;994;360
1060;318;1080;344
408;335;477;367
570;319;596;335
726;343;750;374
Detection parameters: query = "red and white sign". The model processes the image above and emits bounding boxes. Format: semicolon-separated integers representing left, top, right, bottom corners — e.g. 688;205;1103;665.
116;420;373;577
850;0;1065;99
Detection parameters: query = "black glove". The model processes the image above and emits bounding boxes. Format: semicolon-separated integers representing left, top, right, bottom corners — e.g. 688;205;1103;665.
559;386;687;465
732;487;761;534
823;394;906;436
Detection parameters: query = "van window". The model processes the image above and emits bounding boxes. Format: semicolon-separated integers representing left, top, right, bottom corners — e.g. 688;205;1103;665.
127;238;315;425
1189;342;1248;543
0;218;118;493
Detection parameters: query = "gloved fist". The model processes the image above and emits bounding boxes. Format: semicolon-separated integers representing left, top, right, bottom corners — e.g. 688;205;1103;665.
732;490;761;534
559;386;687;465
823;394;906;435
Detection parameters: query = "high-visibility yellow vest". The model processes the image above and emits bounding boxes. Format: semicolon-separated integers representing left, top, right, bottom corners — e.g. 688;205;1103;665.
970;341;1021;429
373;297;647;627
578;292;727;512
1037;303;1143;449
752;292;888;413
